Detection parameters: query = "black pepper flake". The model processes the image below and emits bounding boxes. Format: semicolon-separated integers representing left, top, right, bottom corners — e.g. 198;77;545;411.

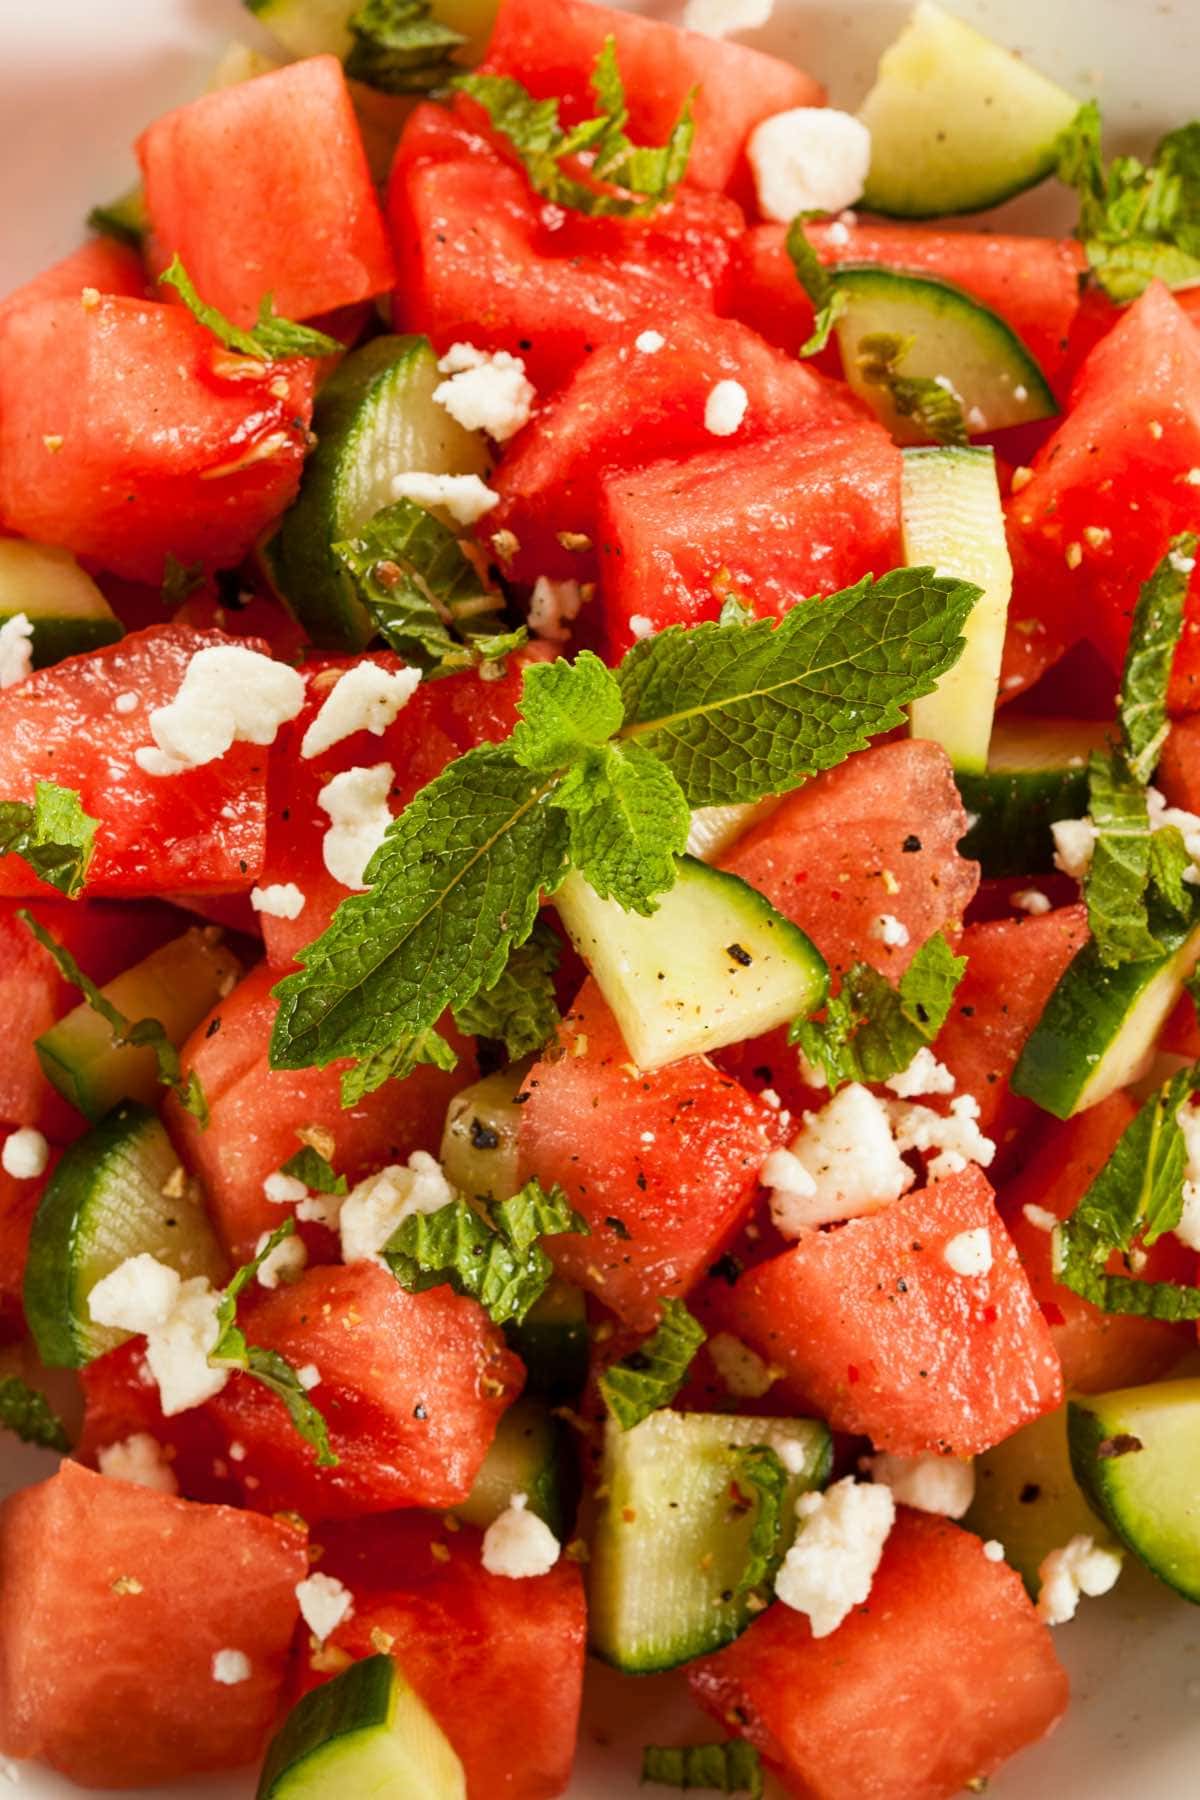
1019;1483;1041;1504
902;834;922;853
1096;1434;1143;1460
205;1017;222;1039
708;1253;744;1286
605;1217;631;1240
413;1402;428;1421
469;1117;500;1152
726;943;753;967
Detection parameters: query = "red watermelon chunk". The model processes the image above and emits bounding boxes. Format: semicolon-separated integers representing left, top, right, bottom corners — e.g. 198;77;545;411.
596;421;903;656
1158;711;1200;813
0;297;312;583
203;1263;523;1518
689;1509;1068;1800
730;1166;1063;1457
475;0;824;198
79;1339;241;1509
300;1511;587;1800
719;739;979;983
0;1163;46;1344
0;1460;306;1788
516;979;781;1330
138;56;393;326
0;237;146;328
0;626;272;898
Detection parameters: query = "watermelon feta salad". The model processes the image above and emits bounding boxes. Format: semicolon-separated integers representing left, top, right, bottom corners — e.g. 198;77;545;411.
0;1;1199;1795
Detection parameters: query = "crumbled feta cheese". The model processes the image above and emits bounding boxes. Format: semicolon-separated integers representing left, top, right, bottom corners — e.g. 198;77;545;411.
300;663;421;761
113;690;140;715
942;1226;994;1278
708;1331;778;1399
1174;1101;1200;1250
884;1048;955;1099
318;762;395;890
253;1228;308;1290
983;1539;1006;1563
391;471;499;526
0;1127;49;1180
296;1363;321;1391
774;1477;895;1637
295;1572;354;1642
144;1278;229;1416
296;1190;345;1231
0;614;34;689
263;1170;309;1206
250;883;306;921
628;614;656;641
528;577;585;643
704;379;749;437
634;329;666;354
869;912;910;949
888;1093;996;1180
97;1432;178;1495
682;0;773;36
866;1451;975;1519
1051;816;1098;880
88;1254;182;1336
136;646;304;775
433;343;535;442
1023;1203;1058;1234
339;1150;453;1266
747;108;871;223
770;1084;913;1234
1170;548;1198;576
1012;888;1052;916
211;1649;252;1685
481;1493;561;1578
760;1145;817;1198
1036;1535;1123;1625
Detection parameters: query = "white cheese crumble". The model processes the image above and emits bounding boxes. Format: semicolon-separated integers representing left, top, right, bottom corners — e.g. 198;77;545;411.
296;1362;321;1391
628;614;656;641
300;663;421;761
97;1432;178;1494
774;1477;895;1638
0;1127;49;1180
211;1649;252;1685
113;690;140;715
1023;1202;1058;1234
1051;816;1098;881
253;1228;308;1290
88;1254;182;1336
942;1226;994;1279
318;762;394;890
983;1539;1006;1563
747;108;871;223
768;1084;913;1234
869;912;910;949
1174;1101;1200;1250
866;1450;975;1519
1055;787;1200;887
263;1170;309;1206
1036;1535;1124;1625
339;1150;453;1266
391;471;499;527
433;343;536;442
1012;888;1052;916
88;1256;229;1417
295;1572;354;1642
0;614;34;689
887;1093;996;1180
634;329;666;353
884;1048;955;1099
481;1492;561;1579
708;1331;778;1399
250;882;306;921
528;577;585;643
704;379;749;438
135;646;304;776
682;0;773;36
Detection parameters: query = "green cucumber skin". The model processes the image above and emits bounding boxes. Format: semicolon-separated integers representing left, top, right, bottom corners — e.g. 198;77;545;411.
7;615;124;668
454;1397;578;1537
505;1284;589;1404
1067;1391;1200;1604
957;763;1090;877
258;1656;394;1799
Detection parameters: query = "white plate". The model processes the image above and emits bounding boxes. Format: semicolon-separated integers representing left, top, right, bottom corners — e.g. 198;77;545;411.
2;2;1200;1795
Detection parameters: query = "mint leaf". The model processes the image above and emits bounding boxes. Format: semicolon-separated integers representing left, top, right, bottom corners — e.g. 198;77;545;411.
339;1027;459;1106
731;1444;789;1598
455;35;693;218
20;910;209;1122
280;1145;348;1196
854;333;970;447
159;256;340;360
510;651;624;774
1149;824;1193;917
790;931;965;1089
617;569;979;808
553;743;690;915
1083;752;1163;967
493;1177;583;1253
1056;103;1200;302
0;782;98;898
598;1298;706;1430
344;0;465;94
384;1178;586;1325
333;499;524;678
1121;532;1198;783
0;1376;70;1453
452;919;561;1060
641;1743;763;1798
210;1220;338;1466
786;214;847;357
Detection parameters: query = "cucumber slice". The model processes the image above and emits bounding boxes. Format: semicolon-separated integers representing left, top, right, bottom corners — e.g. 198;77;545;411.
88;183;149;250
24;1102;226;1369
957;717;1110;878
553;858;828;1073
685;799;780;864
258;1654;465;1800
267;334;491;649
589;1411;831;1673
0;539;122;667
833;267;1057;445
454;1396;575;1536
505;1278;589;1404
858;1;1081;218
245;0;497;61
966;1406;1116;1594
440;1065;525;1203
902;447;1011;774
1011;919;1200;1119
1069;1381;1200;1604
35;928;241;1124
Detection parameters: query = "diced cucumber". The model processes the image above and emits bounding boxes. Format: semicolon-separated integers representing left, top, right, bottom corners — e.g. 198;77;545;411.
554;859;828;1073
1010;919;1200;1119
902;447;1011;774
258;1654;465;1800
685;799;779;864
87;183;149;250
505;1278;589;1404
245;0;497;62
589;1411;831;1673
440;1065;525;1202
267;334;491;649
1069;1381;1200;1604
957;717;1110;878
0;539;122;667
35;928;241;1125
966;1406;1117;1594
833;267;1056;445
24;1102;226;1369
454;1397;575;1537
858;1;1081;218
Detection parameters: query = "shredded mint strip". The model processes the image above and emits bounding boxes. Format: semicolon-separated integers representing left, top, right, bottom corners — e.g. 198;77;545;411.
0;782;97;899
598;1299;707;1431
1056;102;1200;303
0;1377;70;1453
159;256;340;360
384;1178;586;1325
344;0;465;94
853;333;969;446
731;1444;790;1598
641;1743;764;1798
786;214;848;356
280;1145;347;1196
791;931;965;1090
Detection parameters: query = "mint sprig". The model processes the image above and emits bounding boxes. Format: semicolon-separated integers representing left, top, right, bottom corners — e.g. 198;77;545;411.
159;256;340;361
0;782;97;898
344;0;465;94
598;1298;707;1431
1056;103;1200;303
791;931;966;1090
453;920;562;1060
786;214;848;357
641;1742;763;1798
279;1145;348;1196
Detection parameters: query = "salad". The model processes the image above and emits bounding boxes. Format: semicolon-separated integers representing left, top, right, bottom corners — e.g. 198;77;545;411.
0;0;1198;1795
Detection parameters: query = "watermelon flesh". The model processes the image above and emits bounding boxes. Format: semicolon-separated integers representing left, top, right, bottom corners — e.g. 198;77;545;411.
0;237;146;328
